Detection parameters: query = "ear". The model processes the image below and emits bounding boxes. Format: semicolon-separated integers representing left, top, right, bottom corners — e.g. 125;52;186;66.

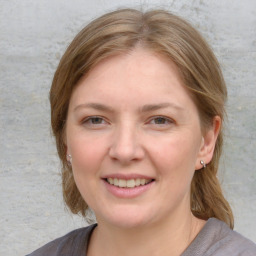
195;116;221;170
65;142;72;163
62;130;70;160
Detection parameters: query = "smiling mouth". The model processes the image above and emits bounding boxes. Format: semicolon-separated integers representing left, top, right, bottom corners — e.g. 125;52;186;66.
105;178;154;188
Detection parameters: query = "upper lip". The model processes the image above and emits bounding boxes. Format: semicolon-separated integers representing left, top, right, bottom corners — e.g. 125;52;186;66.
102;173;155;180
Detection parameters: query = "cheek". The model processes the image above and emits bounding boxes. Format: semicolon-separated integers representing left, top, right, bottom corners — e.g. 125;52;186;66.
149;135;200;203
148;133;200;177
68;135;108;177
68;136;109;206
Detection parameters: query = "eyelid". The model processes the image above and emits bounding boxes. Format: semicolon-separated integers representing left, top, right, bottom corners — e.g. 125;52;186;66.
80;115;174;127
81;116;109;125
147;115;175;125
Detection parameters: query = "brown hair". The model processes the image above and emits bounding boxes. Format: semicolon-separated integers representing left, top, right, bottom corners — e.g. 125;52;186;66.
50;8;234;228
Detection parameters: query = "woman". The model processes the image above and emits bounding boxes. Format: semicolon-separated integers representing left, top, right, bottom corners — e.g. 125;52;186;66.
27;8;256;256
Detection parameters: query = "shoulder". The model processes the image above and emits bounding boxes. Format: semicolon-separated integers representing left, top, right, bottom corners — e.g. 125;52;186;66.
26;224;97;256
214;222;256;256
183;218;256;256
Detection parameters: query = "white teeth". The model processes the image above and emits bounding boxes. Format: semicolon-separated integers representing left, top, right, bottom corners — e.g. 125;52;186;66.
119;179;126;188
135;178;141;186
106;178;152;188
127;179;135;188
114;178;118;186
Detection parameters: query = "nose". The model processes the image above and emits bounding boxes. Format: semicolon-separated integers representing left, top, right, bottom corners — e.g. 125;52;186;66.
109;123;145;164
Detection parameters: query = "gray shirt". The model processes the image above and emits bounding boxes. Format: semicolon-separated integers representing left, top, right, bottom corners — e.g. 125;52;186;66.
26;218;256;256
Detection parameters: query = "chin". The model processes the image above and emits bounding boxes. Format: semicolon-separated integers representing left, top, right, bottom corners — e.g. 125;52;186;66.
96;205;155;229
109;217;150;229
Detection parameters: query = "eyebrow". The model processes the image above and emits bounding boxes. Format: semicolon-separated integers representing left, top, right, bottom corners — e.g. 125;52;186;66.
74;103;115;112
141;103;184;112
73;102;184;113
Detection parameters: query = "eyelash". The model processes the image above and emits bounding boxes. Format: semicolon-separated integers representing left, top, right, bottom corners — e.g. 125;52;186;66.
81;116;174;127
147;116;174;126
82;116;107;126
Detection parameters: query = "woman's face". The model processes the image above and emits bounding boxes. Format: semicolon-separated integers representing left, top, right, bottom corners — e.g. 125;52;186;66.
66;48;208;228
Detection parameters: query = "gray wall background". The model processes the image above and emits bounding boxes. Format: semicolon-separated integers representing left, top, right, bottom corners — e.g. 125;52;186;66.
0;0;255;255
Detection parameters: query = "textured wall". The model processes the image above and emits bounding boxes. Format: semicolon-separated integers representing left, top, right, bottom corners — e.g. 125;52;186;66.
0;0;255;255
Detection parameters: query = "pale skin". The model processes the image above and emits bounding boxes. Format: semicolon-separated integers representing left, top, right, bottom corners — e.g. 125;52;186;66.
65;48;221;256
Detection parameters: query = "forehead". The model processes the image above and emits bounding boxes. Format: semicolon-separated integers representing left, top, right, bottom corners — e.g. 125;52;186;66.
70;48;195;111
88;49;181;80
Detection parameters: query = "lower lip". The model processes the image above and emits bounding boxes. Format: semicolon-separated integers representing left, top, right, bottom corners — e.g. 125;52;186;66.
103;179;154;198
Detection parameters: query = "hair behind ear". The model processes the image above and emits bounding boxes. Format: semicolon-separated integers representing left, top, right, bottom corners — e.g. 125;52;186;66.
191;131;234;229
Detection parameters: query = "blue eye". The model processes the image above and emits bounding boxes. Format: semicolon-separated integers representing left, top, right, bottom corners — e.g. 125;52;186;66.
150;116;172;125
82;116;107;126
89;117;104;124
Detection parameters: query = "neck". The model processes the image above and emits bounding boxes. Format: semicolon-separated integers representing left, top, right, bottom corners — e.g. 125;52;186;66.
87;212;205;256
